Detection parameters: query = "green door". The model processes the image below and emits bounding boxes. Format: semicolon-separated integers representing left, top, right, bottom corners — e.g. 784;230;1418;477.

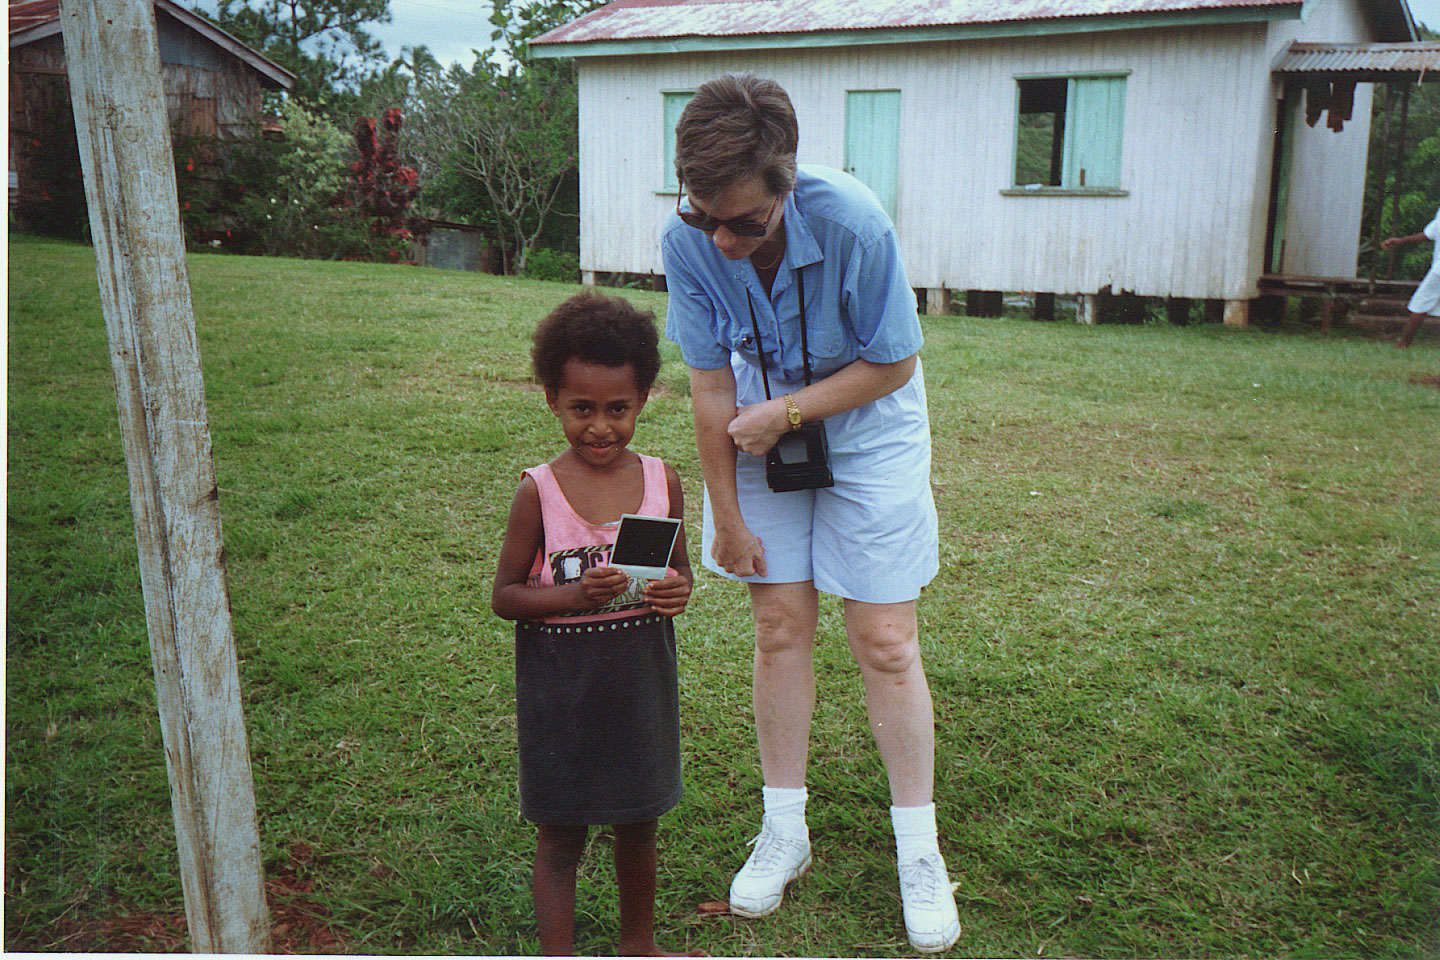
845;90;901;220
1267;89;1297;273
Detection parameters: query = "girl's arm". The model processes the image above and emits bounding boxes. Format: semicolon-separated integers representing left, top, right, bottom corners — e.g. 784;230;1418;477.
643;462;693;617
1382;232;1428;250
491;475;628;621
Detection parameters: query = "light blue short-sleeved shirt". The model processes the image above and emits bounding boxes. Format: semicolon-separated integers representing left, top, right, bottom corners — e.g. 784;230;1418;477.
662;164;922;384
660;165;939;601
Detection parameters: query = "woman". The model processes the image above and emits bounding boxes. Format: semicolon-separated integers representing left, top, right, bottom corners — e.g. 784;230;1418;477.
660;73;960;953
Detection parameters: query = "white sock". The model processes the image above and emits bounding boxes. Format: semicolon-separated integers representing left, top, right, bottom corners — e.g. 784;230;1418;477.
762;785;808;836
891;802;941;863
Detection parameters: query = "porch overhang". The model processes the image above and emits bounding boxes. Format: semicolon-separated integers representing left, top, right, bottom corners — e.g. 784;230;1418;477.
1272;41;1440;83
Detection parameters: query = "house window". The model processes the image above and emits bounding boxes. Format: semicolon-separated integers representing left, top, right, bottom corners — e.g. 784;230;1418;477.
1013;74;1127;191
662;91;693;192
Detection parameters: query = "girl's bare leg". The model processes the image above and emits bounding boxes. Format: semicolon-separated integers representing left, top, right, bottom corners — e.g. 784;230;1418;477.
613;820;704;957
1397;311;1425;348
534;824;587;956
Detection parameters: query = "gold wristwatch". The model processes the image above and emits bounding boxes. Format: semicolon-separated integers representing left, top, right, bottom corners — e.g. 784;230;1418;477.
784;394;802;431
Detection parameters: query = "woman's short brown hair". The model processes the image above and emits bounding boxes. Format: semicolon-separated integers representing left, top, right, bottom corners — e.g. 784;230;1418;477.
674;73;798;202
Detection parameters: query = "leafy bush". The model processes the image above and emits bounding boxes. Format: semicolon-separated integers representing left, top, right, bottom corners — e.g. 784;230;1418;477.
13;90;90;242
521;247;580;283
176;99;381;259
336;108;429;263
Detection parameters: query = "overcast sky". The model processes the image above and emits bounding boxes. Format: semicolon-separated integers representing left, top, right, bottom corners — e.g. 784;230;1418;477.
369;0;494;70
1412;0;1440;29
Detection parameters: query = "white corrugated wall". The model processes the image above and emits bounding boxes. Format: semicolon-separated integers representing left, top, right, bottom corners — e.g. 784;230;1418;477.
1267;0;1376;277
577;1;1372;299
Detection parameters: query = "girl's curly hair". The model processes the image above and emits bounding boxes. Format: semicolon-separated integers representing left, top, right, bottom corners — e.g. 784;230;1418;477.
531;290;661;393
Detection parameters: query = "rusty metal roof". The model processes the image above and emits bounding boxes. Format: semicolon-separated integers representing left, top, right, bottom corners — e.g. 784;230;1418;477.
533;0;1307;47
1273;40;1440;77
9;0;61;36
9;0;294;88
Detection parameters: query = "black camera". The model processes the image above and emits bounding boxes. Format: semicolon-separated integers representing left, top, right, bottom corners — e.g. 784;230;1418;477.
745;268;834;492
765;421;834;492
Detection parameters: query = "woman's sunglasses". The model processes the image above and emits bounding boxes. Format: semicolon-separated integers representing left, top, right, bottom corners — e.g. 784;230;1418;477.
676;188;780;238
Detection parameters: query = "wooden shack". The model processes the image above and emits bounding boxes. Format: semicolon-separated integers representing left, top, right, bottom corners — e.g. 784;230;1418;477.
9;0;294;225
532;0;1423;326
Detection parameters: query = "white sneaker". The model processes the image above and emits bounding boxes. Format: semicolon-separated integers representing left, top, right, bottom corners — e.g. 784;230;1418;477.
898;853;961;953
727;816;811;918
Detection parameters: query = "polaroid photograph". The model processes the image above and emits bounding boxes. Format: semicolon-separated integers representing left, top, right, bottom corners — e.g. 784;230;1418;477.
609;514;682;580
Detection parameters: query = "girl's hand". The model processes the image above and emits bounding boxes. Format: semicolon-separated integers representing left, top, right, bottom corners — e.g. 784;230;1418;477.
727;398;788;456
644;575;691;617
579;565;629;607
1382;236;1404;251
711;522;767;578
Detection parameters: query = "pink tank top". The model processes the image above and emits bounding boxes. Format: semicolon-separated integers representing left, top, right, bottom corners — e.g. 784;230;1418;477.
524;454;674;623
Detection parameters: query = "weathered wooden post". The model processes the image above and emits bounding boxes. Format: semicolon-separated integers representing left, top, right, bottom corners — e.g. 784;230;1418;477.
58;0;270;951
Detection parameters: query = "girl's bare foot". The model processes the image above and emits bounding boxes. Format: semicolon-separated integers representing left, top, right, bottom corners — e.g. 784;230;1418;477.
616;941;706;957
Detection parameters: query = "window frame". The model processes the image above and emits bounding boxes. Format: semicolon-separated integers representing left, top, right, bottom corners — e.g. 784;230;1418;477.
1006;70;1130;197
659;90;694;194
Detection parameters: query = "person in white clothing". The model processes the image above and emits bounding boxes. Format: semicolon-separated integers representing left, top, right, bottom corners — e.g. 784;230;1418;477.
1380;205;1440;348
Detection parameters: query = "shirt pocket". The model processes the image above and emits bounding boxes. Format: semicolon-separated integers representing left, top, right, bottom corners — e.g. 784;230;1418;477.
801;316;847;361
794;279;847;361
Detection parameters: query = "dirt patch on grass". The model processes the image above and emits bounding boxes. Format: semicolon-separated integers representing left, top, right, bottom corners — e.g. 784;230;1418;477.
1409;375;1440;390
15;843;347;953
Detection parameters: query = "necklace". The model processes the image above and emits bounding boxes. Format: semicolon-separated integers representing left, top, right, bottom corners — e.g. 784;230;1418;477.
751;239;785;272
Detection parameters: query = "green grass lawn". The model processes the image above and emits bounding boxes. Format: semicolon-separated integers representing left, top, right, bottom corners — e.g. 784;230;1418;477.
7;235;1439;957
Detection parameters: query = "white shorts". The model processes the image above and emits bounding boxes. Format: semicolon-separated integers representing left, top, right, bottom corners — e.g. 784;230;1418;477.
1408;264;1440;316
699;378;940;604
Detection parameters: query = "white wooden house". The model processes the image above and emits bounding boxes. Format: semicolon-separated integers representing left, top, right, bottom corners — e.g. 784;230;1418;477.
532;0;1421;326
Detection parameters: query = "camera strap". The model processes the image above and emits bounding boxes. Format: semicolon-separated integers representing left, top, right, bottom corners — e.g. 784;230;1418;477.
745;269;811;402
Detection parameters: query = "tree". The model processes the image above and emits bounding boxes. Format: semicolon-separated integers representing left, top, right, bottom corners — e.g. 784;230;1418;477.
200;0;391;104
412;60;574;273
487;0;603;61
339;108;430;261
403;0;603;273
1361;25;1440;281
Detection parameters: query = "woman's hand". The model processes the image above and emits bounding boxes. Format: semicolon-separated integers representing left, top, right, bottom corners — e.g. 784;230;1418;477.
727;398;788;455
579;565;629;607
644;575;692;617
711;522;767;577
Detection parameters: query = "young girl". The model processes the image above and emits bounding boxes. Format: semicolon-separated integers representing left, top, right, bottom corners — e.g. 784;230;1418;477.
492;290;701;958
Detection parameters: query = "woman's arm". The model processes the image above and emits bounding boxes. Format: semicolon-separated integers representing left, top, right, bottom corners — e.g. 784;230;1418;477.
727;353;917;456
490;475;628;621
689;364;768;577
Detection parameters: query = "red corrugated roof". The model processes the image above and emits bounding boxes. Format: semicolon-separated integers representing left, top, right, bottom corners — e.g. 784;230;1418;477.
533;0;1306;46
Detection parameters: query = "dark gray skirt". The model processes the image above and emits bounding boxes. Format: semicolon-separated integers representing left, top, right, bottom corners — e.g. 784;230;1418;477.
515;614;683;825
